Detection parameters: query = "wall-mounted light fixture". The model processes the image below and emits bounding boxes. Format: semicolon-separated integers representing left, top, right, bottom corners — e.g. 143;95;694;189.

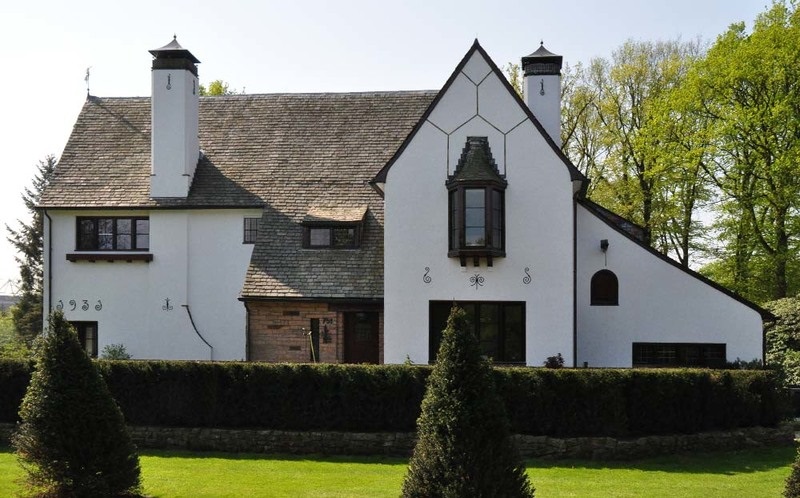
600;239;609;267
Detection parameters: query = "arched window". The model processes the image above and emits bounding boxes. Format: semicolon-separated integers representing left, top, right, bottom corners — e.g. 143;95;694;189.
591;270;618;306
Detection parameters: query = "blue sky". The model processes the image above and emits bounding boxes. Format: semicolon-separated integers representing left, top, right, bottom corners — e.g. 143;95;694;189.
0;0;768;289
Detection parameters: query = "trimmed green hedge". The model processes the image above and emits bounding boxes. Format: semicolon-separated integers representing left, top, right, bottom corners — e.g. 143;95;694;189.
0;359;787;436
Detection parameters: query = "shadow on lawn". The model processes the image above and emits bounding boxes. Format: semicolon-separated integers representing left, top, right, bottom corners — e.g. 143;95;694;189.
529;444;796;476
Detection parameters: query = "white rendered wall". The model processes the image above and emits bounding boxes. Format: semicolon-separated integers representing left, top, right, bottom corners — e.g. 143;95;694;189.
523;73;561;148
383;50;575;366
575;204;763;367
151;67;199;198
43;208;260;360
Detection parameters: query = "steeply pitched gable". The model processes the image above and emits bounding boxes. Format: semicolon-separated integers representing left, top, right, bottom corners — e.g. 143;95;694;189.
372;40;586;186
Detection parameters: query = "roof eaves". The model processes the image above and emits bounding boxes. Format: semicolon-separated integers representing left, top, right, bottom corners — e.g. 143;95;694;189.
372;39;484;186
38;203;265;211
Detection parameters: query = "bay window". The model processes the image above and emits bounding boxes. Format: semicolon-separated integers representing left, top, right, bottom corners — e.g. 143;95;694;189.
447;137;506;266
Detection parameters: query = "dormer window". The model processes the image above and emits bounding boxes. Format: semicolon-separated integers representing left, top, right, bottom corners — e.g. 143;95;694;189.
302;205;367;250
447;137;507;266
305;225;360;249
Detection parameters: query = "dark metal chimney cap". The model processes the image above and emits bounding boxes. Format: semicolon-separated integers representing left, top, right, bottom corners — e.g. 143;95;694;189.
521;41;562;76
149;35;201;64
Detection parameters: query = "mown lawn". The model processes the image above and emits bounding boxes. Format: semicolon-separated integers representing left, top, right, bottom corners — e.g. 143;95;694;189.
0;445;795;497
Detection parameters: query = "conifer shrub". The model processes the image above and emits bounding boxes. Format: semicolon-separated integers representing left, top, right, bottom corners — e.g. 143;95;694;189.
786;447;800;498
401;305;534;497
12;311;141;497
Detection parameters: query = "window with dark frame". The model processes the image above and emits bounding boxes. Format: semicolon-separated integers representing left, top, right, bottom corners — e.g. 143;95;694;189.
632;342;726;368
76;217;149;251
303;225;360;249
429;301;525;364
590;269;619;305
71;321;98;358
243;217;259;244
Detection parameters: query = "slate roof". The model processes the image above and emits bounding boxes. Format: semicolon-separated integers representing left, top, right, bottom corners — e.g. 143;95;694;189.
42;91;437;299
448;136;506;185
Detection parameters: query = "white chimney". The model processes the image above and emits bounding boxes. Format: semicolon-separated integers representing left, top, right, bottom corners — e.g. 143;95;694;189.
522;43;563;148
149;36;200;198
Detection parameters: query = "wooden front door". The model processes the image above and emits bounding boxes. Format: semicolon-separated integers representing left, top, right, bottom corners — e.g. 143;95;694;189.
344;312;379;364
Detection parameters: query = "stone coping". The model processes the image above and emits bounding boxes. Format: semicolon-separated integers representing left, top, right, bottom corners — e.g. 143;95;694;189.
0;423;793;460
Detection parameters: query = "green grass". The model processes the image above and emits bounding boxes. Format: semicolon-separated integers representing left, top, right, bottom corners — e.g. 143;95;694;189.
0;445;795;497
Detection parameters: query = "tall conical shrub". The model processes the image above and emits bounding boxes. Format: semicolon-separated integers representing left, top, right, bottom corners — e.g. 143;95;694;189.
12;311;141;497
401;305;534;497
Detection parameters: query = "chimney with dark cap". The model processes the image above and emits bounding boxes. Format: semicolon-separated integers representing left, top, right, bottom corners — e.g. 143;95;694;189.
149;36;201;198
521;42;563;148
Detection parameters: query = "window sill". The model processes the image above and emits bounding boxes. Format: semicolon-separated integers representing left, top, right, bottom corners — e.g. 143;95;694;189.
66;253;153;263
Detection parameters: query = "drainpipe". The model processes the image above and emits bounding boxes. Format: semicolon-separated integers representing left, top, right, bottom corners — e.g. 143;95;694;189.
44;209;53;331
572;198;577;368
182;304;213;360
244;300;251;361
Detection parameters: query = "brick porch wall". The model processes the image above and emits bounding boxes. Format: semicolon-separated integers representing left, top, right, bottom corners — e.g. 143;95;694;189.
248;301;383;364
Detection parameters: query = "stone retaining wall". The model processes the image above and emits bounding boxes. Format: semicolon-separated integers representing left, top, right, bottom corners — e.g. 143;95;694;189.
0;423;793;460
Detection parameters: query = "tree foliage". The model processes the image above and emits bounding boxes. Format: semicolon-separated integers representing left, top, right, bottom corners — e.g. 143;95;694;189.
0;307;31;359
6;156;55;346
199;79;238;96
691;1;800;300
401;305;534;498
561;39;709;265
504;63;522;97
764;296;800;385
12;311;141;497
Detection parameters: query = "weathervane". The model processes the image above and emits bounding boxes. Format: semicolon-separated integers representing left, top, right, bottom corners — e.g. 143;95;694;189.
85;67;92;96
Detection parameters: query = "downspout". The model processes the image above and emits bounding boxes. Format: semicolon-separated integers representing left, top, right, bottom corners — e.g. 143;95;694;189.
182;215;212;360
44;209;53;328
182;304;213;360
244;300;251;361
572;197;578;368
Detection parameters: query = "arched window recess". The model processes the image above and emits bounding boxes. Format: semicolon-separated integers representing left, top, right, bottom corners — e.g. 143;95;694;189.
591;269;618;306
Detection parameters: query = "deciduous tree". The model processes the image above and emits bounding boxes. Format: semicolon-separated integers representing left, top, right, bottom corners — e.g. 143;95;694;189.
691;1;800;299
199;79;238;96
560;40;710;266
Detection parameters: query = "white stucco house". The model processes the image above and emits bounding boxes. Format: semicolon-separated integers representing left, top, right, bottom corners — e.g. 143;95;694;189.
38;37;768;367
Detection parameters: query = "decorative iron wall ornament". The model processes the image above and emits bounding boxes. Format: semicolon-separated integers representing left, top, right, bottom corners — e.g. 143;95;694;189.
523;267;532;285
470;273;485;290
162;298;173;311
54;298;103;312
423;267;432;284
